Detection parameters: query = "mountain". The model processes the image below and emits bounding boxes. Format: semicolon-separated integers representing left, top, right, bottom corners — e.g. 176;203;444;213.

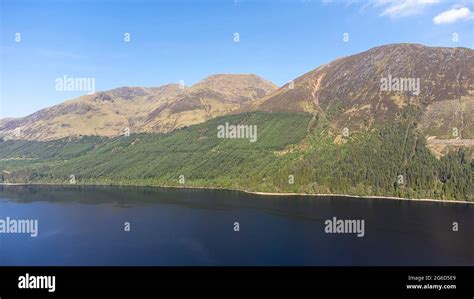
143;74;277;133
2;44;472;146
1;111;472;201
0;74;277;140
0;44;473;201
249;44;474;142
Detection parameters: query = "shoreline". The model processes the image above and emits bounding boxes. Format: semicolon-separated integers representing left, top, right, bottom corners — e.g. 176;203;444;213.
1;182;472;205
245;191;474;204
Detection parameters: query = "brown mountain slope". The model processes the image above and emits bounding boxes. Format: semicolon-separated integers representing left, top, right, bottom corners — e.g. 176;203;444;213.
142;74;277;132
0;74;277;140
1;43;472;147
249;44;474;140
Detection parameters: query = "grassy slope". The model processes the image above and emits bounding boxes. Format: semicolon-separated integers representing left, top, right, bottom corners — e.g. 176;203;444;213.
0;112;472;201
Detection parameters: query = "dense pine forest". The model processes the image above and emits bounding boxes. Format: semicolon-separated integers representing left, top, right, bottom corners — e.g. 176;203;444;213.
0;112;472;201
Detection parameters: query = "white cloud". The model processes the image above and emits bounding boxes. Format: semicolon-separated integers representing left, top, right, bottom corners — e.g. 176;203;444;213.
371;0;441;17
433;7;473;24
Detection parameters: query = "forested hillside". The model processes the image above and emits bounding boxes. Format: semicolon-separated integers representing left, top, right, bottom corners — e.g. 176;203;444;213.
1;112;472;201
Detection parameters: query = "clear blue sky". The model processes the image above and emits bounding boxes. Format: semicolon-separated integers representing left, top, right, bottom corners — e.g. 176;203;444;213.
1;0;473;118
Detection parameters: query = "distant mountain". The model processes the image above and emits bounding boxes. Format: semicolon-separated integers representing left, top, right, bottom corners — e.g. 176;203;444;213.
0;74;276;140
144;74;277;133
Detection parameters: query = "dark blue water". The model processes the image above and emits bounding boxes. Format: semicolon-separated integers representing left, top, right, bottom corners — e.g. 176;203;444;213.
0;185;472;266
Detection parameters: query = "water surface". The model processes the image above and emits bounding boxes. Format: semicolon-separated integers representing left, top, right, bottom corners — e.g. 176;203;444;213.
0;185;472;266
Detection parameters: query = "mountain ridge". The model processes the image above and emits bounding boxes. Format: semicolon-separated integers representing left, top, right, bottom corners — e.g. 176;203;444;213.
0;74;277;140
245;43;474;157
1;43;473;149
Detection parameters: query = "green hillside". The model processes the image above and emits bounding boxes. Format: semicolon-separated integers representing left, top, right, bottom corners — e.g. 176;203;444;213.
0;111;472;201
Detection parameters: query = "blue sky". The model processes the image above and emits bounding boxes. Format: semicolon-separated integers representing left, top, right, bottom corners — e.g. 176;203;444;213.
1;0;473;118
